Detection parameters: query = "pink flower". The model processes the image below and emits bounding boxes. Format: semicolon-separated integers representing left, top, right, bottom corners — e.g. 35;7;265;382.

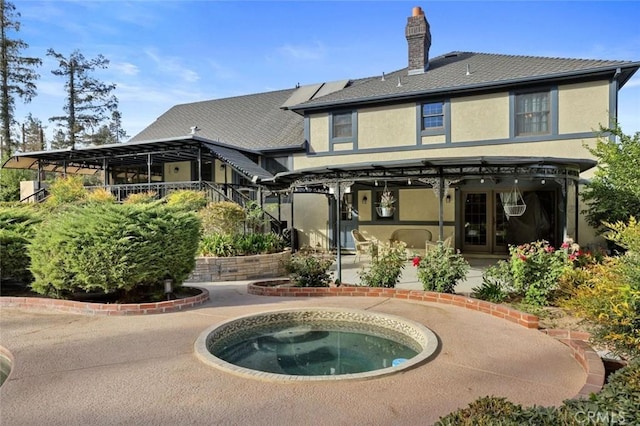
561;241;570;249
545;246;555;253
412;256;421;267
569;254;577;261
519;254;527;261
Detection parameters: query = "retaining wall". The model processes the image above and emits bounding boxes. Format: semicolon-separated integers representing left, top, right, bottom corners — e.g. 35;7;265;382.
187;251;291;282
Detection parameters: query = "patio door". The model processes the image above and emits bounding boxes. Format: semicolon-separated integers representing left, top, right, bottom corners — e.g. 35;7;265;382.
329;193;357;250
462;191;508;254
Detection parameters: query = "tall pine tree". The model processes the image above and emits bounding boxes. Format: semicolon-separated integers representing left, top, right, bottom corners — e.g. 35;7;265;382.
0;0;41;157
47;49;117;149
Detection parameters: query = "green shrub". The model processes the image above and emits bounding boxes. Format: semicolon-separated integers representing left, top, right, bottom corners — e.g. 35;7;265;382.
0;206;42;283
165;190;208;211
45;175;87;206
199;201;245;235
358;241;406;288
435;396;524;425
123;191;158;204
283;248;334;287
414;242;469;293
28;203;201;299
244;200;267;233
509;240;571;306
438;360;640;425
562;258;639;360
198;232;285;257
471;279;507;303
86;188;117;203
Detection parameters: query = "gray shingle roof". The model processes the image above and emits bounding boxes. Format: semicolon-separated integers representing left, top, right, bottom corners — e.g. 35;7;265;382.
129;88;305;150
290;51;639;111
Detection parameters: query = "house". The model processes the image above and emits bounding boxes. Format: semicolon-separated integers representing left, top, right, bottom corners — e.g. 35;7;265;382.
4;6;639;259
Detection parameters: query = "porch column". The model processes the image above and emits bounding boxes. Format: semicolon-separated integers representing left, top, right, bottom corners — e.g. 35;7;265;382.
438;175;445;240
147;154;152;185
335;183;342;283
102;158;108;186
197;146;203;184
574;180;579;243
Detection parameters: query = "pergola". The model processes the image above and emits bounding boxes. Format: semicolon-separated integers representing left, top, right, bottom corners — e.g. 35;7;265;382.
269;156;596;282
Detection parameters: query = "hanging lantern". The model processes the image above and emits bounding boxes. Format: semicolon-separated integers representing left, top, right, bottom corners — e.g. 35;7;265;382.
502;179;527;218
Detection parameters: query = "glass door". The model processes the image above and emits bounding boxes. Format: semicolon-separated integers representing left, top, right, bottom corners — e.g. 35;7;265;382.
462;191;509;254
463;193;489;252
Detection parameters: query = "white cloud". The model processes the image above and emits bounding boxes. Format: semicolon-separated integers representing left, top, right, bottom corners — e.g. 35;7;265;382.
277;41;326;61
145;49;200;83
111;62;140;77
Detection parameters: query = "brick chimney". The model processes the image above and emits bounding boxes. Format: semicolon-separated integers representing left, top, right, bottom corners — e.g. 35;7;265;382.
405;6;431;75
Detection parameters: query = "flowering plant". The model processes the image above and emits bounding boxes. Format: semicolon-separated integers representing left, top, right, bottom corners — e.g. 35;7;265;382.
413;242;469;293
358;241;406;288
379;190;396;208
510;240;571;306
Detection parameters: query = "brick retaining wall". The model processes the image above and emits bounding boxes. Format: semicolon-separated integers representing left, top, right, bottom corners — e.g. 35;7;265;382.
0;287;209;316
187;251;291;282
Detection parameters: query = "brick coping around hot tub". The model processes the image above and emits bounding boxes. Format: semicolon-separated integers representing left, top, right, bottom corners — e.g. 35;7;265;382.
0;287;209;316
248;282;540;328
248;281;606;397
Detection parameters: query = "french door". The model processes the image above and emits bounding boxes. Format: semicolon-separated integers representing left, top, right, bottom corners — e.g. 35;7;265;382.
462;191;508;254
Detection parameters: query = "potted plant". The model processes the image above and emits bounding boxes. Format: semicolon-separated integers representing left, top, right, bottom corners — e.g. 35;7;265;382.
377;188;396;217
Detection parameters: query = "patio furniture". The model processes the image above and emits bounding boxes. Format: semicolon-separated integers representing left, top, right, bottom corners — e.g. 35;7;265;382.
425;235;453;252
390;229;432;252
351;229;377;263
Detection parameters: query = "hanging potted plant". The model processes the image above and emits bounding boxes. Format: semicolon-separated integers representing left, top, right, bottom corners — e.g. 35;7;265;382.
376;187;396;217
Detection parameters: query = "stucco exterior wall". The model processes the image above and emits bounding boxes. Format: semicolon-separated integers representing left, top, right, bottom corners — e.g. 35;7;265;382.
450;92;509;142
558;81;610;134
164;161;191;182
293;193;330;249
293;138;596;170
398;188;454;221
358;104;415;149
308;113;329;153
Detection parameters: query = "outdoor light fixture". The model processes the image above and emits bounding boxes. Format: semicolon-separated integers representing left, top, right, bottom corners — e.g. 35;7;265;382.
480;178;485;184
362;195;368;204
164;278;173;300
407;178;412;185
375;180;379;186
446;194;452;203
541;179;546;184
173;166;180;173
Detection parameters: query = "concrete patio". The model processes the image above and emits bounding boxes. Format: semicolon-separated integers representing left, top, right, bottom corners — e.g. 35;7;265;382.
0;266;588;425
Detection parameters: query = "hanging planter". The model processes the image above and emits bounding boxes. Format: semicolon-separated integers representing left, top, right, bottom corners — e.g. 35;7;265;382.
502;179;527;218
376;184;396;217
376;206;395;217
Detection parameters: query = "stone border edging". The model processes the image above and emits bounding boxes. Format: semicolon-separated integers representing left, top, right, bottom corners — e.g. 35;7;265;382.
540;329;605;397
247;282;539;329
248;281;606;397
0;287;209;316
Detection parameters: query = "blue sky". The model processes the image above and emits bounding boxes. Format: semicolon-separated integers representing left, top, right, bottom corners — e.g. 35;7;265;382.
11;0;640;144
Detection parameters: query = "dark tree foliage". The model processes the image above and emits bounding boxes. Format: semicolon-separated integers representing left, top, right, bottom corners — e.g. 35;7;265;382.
581;125;640;232
0;0;41;157
47;49;118;149
20;112;44;152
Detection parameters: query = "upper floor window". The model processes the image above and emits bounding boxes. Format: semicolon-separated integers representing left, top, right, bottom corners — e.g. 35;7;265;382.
515;91;550;135
332;112;353;138
422;102;444;129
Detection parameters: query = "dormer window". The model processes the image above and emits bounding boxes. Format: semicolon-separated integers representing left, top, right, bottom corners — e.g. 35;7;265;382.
515;91;550;135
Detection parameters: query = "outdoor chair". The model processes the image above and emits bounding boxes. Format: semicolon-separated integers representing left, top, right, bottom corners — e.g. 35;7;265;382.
351;229;378;263
425;235;453;252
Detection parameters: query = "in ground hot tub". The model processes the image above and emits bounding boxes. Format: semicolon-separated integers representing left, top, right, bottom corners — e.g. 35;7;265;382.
194;308;438;382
